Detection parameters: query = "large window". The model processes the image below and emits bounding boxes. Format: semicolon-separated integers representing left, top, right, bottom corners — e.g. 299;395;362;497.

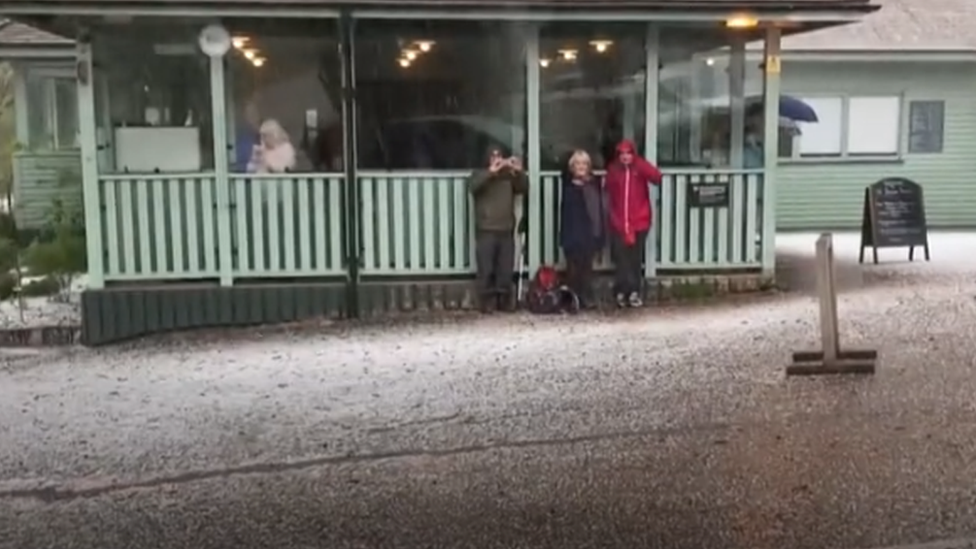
93;22;214;173
354;21;526;171
224;20;344;173
781;95;904;159
658;29;764;169
25;69;78;151
539;23;645;171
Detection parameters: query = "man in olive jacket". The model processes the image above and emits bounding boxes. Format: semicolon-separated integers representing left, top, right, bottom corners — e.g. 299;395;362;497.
467;146;528;313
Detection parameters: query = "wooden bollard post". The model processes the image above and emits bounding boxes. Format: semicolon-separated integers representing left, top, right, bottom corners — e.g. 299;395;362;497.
787;233;877;376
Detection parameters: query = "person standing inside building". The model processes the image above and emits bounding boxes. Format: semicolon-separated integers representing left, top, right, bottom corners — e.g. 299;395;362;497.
604;139;662;308
467;146;528;313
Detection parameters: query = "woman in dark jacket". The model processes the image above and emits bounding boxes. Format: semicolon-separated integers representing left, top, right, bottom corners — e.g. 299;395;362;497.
559;150;605;309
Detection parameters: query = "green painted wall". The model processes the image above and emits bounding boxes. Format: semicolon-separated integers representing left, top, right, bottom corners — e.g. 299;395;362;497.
12;150;82;230
777;61;976;230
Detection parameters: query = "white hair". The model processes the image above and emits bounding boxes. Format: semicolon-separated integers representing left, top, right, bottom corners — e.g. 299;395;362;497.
568;150;592;173
259;118;290;147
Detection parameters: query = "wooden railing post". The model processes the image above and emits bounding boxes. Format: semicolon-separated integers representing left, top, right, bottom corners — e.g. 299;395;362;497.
208;47;233;287
643;24;660;279
76;40;104;289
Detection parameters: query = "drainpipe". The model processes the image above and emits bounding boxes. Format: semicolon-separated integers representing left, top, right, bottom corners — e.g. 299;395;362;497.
339;12;361;319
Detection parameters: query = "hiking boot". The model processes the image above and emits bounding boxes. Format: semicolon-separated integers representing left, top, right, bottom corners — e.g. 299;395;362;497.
496;293;516;313
615;293;627;308
479;294;495;314
628;292;643;308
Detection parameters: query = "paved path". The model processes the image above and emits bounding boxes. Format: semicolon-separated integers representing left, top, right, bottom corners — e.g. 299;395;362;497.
2;233;976;549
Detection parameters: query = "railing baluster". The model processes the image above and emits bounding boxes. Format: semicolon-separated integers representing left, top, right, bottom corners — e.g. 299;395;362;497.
327;176;342;271
281;178;296;272
360;177;376;272
422;177;436;271
152;179;168;273
169;180;185;274
407;178;421;271
745;174;759;263
297;177;312;272
103;180;120;276
184;177;199;274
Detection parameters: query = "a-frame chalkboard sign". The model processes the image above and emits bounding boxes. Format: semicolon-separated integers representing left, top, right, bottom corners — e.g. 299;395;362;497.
858;177;931;264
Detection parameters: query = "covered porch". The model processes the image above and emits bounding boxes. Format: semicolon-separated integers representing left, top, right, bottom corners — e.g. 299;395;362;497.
0;0;876;344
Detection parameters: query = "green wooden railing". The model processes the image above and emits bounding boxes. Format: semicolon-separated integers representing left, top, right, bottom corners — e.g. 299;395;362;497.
359;172;474;275
100;174;220;280
229;174;345;276
533;170;763;271
97;169;763;282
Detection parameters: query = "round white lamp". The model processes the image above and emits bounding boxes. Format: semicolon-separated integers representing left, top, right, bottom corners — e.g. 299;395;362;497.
198;24;231;57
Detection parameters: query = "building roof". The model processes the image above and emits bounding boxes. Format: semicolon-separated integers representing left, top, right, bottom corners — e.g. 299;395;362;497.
772;0;976;52
0;19;72;45
0;0;875;8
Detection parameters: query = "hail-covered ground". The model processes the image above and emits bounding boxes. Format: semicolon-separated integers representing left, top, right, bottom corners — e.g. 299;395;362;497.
1;232;976;549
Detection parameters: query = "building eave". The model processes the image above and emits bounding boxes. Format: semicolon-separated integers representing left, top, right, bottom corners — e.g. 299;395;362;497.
0;0;879;20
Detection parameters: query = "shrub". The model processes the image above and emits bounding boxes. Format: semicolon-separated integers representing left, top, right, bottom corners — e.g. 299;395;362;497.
0;271;15;301
0;236;16;274
19;276;60;297
22;187;87;302
23;236;86;302
0;211;16;241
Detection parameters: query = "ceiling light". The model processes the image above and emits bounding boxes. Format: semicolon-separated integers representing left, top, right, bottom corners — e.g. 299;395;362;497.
726;15;759;28
243;49;256;60
252;57;265;67
232;36;248;49
705;57;715;66
558;49;578;61
589;40;612;53
415;40;434;52
398;58;411;68
539;58;551;68
404;49;418;61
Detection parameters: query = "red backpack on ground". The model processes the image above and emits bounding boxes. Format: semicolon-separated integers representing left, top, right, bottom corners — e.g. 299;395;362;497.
525;265;579;314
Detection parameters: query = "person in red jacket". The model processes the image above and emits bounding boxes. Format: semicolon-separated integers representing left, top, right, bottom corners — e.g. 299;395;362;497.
603;139;662;308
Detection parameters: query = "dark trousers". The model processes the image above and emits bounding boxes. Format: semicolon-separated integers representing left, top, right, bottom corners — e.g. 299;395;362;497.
610;230;647;296
475;230;515;298
565;251;595;306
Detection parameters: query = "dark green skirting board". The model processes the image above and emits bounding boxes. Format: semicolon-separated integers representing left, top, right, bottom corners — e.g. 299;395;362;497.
80;273;771;346
81;283;348;346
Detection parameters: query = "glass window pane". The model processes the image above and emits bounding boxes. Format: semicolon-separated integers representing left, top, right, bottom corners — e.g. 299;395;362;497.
540;23;645;171
847;96;900;155
26;73;53;150
796;96;843;156
54;78;79;149
354;21;526;170
95;21;214;173
225;20;343;173
658;28;764;169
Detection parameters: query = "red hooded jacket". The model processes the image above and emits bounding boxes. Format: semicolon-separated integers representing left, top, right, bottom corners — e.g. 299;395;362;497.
603;140;662;245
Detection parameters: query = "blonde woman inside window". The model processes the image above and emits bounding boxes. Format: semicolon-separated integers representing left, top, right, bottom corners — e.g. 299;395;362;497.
247;119;297;174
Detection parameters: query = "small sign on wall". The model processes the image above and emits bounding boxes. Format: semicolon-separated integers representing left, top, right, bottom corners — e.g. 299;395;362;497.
687;181;730;209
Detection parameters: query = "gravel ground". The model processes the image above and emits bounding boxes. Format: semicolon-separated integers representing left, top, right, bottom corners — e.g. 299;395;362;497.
0;275;86;329
1;232;976;549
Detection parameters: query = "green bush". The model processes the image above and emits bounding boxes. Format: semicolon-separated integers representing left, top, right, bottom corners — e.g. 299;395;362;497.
0;212;16;241
23;236;86;278
0;236;16;274
0;271;15;301
19;276;60;297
